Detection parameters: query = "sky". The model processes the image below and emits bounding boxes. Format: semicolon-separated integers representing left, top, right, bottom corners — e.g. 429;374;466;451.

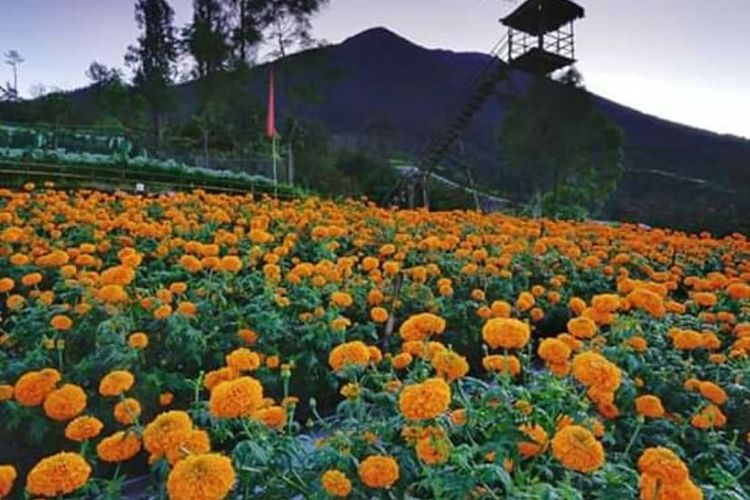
1;0;748;138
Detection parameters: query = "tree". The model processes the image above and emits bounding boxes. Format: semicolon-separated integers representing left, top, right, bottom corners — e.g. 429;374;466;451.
184;0;231;78
85;62;132;130
499;69;624;218
125;0;178;147
2;50;24;101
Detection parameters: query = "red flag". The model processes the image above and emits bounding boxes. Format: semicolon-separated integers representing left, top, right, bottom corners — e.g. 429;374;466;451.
266;67;276;138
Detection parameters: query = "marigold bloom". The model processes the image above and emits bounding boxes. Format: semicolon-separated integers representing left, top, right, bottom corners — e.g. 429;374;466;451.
538;338;572;364
516;291;535;311
358;455;400;489
253;405;287;429
567;316;597;339
551;425;605;473
100;265;135;286
399;313;446;341
43;384;87;421
164;429;211;465
128;332;149;349
635;395;665;418
159;392;175;406
691;404;726;429
97;431;142;463
97;284;128;303
321;469;352;497
143;411;194;457
416;429;451;465
226;348;261;372
328;341;372;371
698;381;727;405
209;377;264;419
114;397;142;425
370;306;389;323
217;255;243;273
639;474;703;500
153;304;172;319
99;370;135;397
50;314;73;331
392;352;413;370
518;423;549;458
26;452;91;497
166;453;236;500
65;415;103;442
0;277;14;293
0;384;14;401
14;369;60;407
637;447;689;485
572;351;622;395
482;354;521;376
0;465;16;498
482;318;530;350
431;350;469;382
399;377;451;421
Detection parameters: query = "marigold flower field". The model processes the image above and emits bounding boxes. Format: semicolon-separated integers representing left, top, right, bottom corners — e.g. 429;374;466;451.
0;185;749;499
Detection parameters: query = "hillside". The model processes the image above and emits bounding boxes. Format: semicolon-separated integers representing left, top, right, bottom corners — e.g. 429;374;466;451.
3;27;749;233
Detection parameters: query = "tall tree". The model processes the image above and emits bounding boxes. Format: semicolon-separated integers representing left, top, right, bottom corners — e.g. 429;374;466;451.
125;0;178;147
2;50;24;101
499;69;624;218
184;0;231;78
227;0;263;67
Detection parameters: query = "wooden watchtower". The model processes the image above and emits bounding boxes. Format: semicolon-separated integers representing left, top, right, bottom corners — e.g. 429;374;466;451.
502;0;584;76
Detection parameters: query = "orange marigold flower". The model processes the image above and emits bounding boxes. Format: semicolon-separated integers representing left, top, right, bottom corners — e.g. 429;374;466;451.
164;429;211;466
516;291;535;312
416;428;451;465
591;294;620;313
321;469;352;498
50;314;73;331
26;452;91;497
204;367;238;391
691;404;726;429
159;392;175;406
392;352;413;370
128;332;149;349
635;395;665;418
482;318;530;350
639;474;703;500
0;277;14;293
253;405;287;429
450;408;467;426
698;381;727;405
551;425;605;473
166;453;236;500
100;265;135;286
143;411;194;457
399;313;446;341
0;384;14;401
97;431;142;463
43;384;87;421
370;306;389;323
153;304;172;319
6;294;25;310
328;341;372;371
637;447;689;486
572;351;622;394
217;255;243;273
518;423;548;458
97;284;128;303
99;370;135;397
538;338;572;364
14;369;60;407
399;377;451;421
567;316;597;339
627;336;648;352
114;397;142;425
21;272;43;287
0;465;16;498
64;415;103;442
209;377;264;419
237;328;258;344
226;348;261;372
358;455;400;489
431;350;469;382
482;354;522;376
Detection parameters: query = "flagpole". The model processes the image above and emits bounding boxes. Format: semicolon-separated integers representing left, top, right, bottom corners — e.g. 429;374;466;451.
272;133;278;197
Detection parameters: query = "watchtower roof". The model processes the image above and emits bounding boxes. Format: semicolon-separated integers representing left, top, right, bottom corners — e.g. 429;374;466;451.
501;0;585;35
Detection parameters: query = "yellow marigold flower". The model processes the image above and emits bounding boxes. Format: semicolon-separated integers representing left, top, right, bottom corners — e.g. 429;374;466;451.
328;341;371;371
358;455;400;489
143;411;194;457
482;318;530;350
635;395;665;418
567;316;597;339
370;306;389;323
128;332;149;349
97;431;142;463
399;377;451;421
0;465;16;498
399;313;446;341
26;452;91;497
431;350;469;382
43;384;87;421
65;415;103;442
482;355;521;376
114;397;142;425
226;348;261;372
538;338;571;364
209;377;264;419
340;382;361;399
166;453;236;500
99;370;135;397
253;405;287;429
551;425;605;473
698;381;727;405
321;469;352;498
518;423;548;458
14;369;60;407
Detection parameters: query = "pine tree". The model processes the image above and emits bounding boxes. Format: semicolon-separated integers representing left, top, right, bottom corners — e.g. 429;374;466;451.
125;0;178;147
185;0;231;78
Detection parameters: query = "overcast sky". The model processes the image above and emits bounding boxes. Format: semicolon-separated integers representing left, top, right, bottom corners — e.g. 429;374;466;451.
1;0;748;138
